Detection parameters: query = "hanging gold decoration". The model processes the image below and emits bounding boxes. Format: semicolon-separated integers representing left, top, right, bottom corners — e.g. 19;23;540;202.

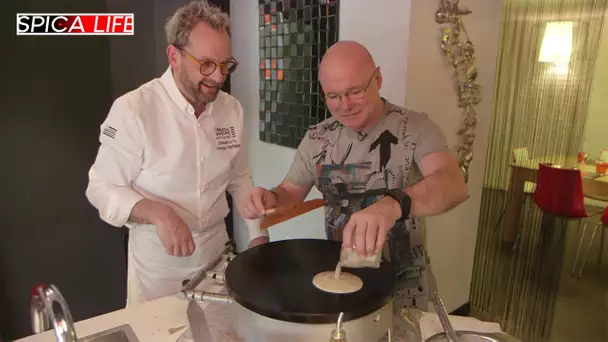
436;0;481;183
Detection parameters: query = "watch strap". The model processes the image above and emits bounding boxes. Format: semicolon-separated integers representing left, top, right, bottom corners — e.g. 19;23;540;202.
384;188;411;221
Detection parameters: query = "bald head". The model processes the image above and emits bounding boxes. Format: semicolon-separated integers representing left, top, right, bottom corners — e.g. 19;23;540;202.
319;41;376;82
318;41;384;131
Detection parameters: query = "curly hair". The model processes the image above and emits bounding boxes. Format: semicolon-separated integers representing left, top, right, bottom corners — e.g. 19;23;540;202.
165;0;231;47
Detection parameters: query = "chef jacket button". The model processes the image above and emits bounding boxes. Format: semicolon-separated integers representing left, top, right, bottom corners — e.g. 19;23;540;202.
187;106;194;114
197;123;201;127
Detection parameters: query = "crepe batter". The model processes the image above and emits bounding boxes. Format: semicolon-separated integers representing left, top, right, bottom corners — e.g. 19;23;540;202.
312;262;363;294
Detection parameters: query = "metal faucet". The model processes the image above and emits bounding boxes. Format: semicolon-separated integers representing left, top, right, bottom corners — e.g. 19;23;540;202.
30;284;78;342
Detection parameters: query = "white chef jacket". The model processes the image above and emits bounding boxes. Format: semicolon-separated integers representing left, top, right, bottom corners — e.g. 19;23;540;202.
86;67;265;306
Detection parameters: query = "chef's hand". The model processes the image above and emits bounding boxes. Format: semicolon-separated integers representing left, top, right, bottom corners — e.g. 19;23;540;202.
342;196;402;257
151;204;195;257
242;187;277;219
247;236;269;249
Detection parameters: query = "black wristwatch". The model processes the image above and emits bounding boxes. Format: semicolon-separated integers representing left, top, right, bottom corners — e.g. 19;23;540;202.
384;188;411;221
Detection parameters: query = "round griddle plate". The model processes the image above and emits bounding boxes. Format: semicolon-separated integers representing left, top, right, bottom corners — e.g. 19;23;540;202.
225;239;395;324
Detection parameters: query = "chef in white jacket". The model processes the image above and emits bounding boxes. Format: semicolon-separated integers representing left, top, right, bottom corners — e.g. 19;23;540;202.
85;1;267;307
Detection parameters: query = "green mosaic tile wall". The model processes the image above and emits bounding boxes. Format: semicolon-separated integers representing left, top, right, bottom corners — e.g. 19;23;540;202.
258;0;340;148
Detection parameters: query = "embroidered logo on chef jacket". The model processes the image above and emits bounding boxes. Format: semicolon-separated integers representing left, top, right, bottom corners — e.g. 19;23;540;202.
215;126;240;151
102;125;117;139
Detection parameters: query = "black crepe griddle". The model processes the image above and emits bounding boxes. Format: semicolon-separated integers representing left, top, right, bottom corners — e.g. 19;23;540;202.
225;239;396;324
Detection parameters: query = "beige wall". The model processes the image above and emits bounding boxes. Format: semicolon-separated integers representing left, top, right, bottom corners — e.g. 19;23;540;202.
583;24;608;159
405;0;503;311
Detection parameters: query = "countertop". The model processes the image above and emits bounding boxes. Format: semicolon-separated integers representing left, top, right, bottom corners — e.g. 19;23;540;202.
17;248;235;342
15;252;520;342
15;292;210;342
16;294;522;342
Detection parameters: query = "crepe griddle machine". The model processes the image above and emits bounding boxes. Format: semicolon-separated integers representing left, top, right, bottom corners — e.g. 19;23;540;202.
179;239;396;342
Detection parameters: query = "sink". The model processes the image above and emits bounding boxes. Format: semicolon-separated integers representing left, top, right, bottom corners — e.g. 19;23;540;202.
30;284;139;342
78;324;139;342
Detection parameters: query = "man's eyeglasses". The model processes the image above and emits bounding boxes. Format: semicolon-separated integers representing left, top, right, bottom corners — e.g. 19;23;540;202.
323;67;379;104
176;46;238;76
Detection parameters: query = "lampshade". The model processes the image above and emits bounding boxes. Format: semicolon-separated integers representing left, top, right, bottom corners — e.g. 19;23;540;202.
538;21;573;64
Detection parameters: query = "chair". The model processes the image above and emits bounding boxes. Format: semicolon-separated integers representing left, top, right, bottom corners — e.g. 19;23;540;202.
495;148;536;251
578;177;608;271
534;164;603;278
512;147;530;162
579;207;608;277
600;149;608;162
512;147;537;193
582;176;608;210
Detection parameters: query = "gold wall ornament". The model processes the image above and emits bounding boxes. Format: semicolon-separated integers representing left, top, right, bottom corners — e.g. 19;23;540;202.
436;0;481;183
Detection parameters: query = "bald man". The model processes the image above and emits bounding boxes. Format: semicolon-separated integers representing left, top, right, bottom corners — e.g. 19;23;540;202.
243;41;468;310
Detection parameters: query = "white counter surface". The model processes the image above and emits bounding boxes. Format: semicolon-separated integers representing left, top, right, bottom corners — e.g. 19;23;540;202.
16;293;213;342
16;270;231;342
15;260;519;342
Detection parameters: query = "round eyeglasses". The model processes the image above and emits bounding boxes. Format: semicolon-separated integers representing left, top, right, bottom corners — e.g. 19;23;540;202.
177;46;238;76
323;68;379;106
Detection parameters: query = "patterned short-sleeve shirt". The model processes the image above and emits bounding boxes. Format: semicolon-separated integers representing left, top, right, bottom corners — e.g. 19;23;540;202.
285;99;448;310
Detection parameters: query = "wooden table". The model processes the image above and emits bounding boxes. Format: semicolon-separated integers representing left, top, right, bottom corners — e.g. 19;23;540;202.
583;175;608;202
501;158;607;243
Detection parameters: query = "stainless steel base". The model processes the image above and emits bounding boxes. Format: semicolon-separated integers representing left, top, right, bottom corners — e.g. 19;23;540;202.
181;246;394;342
230;300;394;342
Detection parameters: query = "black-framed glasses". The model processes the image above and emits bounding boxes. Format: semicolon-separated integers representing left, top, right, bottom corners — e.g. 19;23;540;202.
176;46;239;76
323;67;379;104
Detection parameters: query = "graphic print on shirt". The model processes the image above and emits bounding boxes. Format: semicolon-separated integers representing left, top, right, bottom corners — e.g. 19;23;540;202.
339;143;353;164
308;120;342;141
316;162;379;241
313;139;335;164
369;129;398;171
310;106;430;310
215;126;240;151
356;131;368;141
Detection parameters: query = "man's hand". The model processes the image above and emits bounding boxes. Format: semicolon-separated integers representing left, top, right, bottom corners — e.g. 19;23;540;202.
144;202;195;257
247;236;269;249
342;196;401;257
242;187;277;219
